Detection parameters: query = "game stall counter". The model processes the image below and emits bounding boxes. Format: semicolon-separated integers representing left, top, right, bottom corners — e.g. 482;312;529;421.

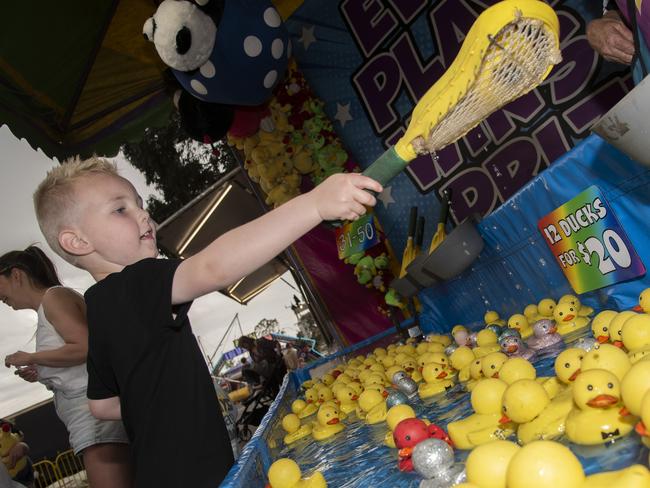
220;133;650;487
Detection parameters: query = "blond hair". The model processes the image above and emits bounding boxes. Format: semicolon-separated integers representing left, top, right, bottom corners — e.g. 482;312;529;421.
33;155;119;263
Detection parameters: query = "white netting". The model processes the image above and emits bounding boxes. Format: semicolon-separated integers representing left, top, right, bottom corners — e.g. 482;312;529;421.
411;14;562;155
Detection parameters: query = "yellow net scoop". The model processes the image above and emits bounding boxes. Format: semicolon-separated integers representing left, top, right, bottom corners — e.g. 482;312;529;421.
363;0;561;185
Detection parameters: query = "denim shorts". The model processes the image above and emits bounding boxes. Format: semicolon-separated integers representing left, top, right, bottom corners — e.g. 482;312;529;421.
53;388;129;455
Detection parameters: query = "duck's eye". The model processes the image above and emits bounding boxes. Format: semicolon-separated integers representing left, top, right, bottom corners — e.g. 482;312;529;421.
405;435;411;441
607;383;614;389
603;327;608;332
579;355;583;360
587;385;593;391
570;307;574;312
491;365;496;369
559;312;563;316
564;363;570;368
503;406;507;412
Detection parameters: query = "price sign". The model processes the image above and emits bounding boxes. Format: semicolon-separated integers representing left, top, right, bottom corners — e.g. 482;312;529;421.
335;214;380;259
538;186;645;294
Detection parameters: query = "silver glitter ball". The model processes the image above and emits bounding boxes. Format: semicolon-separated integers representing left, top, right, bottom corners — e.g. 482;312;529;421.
419;464;466;488
412;438;455;479
392;371;418;396
386;390;410;409
574;337;597;351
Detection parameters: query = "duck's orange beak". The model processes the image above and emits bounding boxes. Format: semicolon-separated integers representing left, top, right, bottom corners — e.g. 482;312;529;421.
506;345;518;353
499;414;511;424
382;390;389;398
569;369;581;382
405;367;414;373
549;326;558;334
636;421;649;437
587;394;619;408
613;340;624;348
492;372;500;379
306;399;313;403
437;371;448;379
327;418;339;425
563;314;575;322
633;305;643;312
398;447;413;458
597;335;610;344
419;366;423;373
351;395;358;400
620;406;631;417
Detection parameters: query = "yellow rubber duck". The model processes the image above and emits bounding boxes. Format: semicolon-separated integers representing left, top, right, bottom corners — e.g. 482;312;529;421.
484;310;506;327
0;424;26;478
427;333;452;346
379;354;395;368
267;458;327;488
524;304;541;323
581;342;631;381
635;288;650;313
346;381;363;397
282;414;312;445
473;329;501;358
481;352;508;379
373;347;387;357
553;303;589;335
622;314;650;361
621;360;650;420
425;342;446;353
501;379;573;444
334;386;358;415
419;362;454;398
450;346;475;382
291;399;318;420
383;404;416;448
386;365;405;381
554;348;584;385
499;357;537;385
312;404;344;441
609;310;638;348
591;310;618;344
447;378;515;449
464;440;520;488
558;294;594;317
537;298;557;319
506;314;533;339
565;369;636;445
506;440;650;488
316;386;335;405
466;357;486;391
634;390;650;448
356;389;387;424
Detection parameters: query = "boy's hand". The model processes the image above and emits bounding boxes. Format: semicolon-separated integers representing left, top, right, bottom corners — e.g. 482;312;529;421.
309;173;383;221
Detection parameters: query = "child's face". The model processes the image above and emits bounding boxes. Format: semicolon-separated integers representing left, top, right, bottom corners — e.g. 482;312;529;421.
74;173;158;271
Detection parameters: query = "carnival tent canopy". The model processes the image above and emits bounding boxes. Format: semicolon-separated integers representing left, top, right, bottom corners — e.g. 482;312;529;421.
0;0;172;160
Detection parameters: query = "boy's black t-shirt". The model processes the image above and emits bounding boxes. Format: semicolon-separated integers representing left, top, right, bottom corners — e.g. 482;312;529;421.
85;258;235;487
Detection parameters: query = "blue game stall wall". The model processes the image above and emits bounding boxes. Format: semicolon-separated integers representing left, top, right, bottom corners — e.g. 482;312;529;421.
418;134;650;332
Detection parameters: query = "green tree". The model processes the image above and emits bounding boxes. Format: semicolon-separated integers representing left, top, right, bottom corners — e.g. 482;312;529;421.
254;318;283;337
121;111;236;224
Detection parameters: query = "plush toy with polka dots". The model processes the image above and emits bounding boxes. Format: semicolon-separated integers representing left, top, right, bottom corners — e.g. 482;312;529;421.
144;0;290;106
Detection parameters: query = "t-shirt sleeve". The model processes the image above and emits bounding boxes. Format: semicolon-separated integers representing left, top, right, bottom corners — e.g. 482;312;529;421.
85;289;119;400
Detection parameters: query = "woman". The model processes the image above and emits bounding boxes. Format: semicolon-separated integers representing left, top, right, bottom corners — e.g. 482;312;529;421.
1;246;132;488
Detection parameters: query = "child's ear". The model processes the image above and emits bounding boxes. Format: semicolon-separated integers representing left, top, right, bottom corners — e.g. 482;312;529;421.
59;229;93;256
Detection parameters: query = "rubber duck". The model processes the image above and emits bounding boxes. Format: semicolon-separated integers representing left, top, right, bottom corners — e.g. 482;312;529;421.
506;314;534;339
373;347;387;357
506;440;650;488
450;346;475;382
566;369;636;445
334;386;358;415
0;423;26;478
481;352;508;379
316;386;334;405
591;310;618;344
485;323;505;337
484;310;506;327
553;303;589;335
499;357;536;385
622;314;650;361
537;298;557;319
266;458;327;488
427;334;452;347
282;414;312;445
379;354;395;368
524;303;541;323
394;418;452;471
466;357;486;391
447;378;515;449
621;360;650;421
311;404;344;441
383;404;416;448
581;342;631;381
346;381;363;397
465;440;520;488
295;396;318;419
634;288;650;313
527;319;563;350
554;348;584;385
391;371;418;397
425;341;446;353
609;310;638;348
558;294;594;317
356;389;387;424
634;390;650;447
500;379;573;444
473;329;501;358
499;334;535;360
453;325;471;347
419;362;454;398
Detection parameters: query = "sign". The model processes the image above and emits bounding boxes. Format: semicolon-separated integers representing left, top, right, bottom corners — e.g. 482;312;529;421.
335;214;380;259
538;186;645;293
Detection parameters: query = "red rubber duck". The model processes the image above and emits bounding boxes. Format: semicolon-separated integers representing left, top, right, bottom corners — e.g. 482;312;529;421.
393;419;453;471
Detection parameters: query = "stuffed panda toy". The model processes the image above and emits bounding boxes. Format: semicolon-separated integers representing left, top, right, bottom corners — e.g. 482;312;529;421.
144;0;290;106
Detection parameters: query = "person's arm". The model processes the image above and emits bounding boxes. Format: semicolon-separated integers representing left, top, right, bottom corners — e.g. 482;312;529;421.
5;288;88;369
171;173;381;304
89;396;122;420
587;10;635;64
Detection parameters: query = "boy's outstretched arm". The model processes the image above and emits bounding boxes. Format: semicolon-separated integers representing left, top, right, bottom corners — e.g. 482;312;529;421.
172;173;382;304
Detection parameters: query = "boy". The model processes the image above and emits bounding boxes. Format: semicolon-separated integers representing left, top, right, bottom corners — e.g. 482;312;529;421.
33;157;380;487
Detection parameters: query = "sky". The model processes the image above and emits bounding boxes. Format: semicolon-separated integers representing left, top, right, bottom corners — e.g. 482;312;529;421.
0;125;300;417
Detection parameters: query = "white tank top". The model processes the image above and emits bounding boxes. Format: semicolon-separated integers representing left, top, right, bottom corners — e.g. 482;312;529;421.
35;287;88;393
